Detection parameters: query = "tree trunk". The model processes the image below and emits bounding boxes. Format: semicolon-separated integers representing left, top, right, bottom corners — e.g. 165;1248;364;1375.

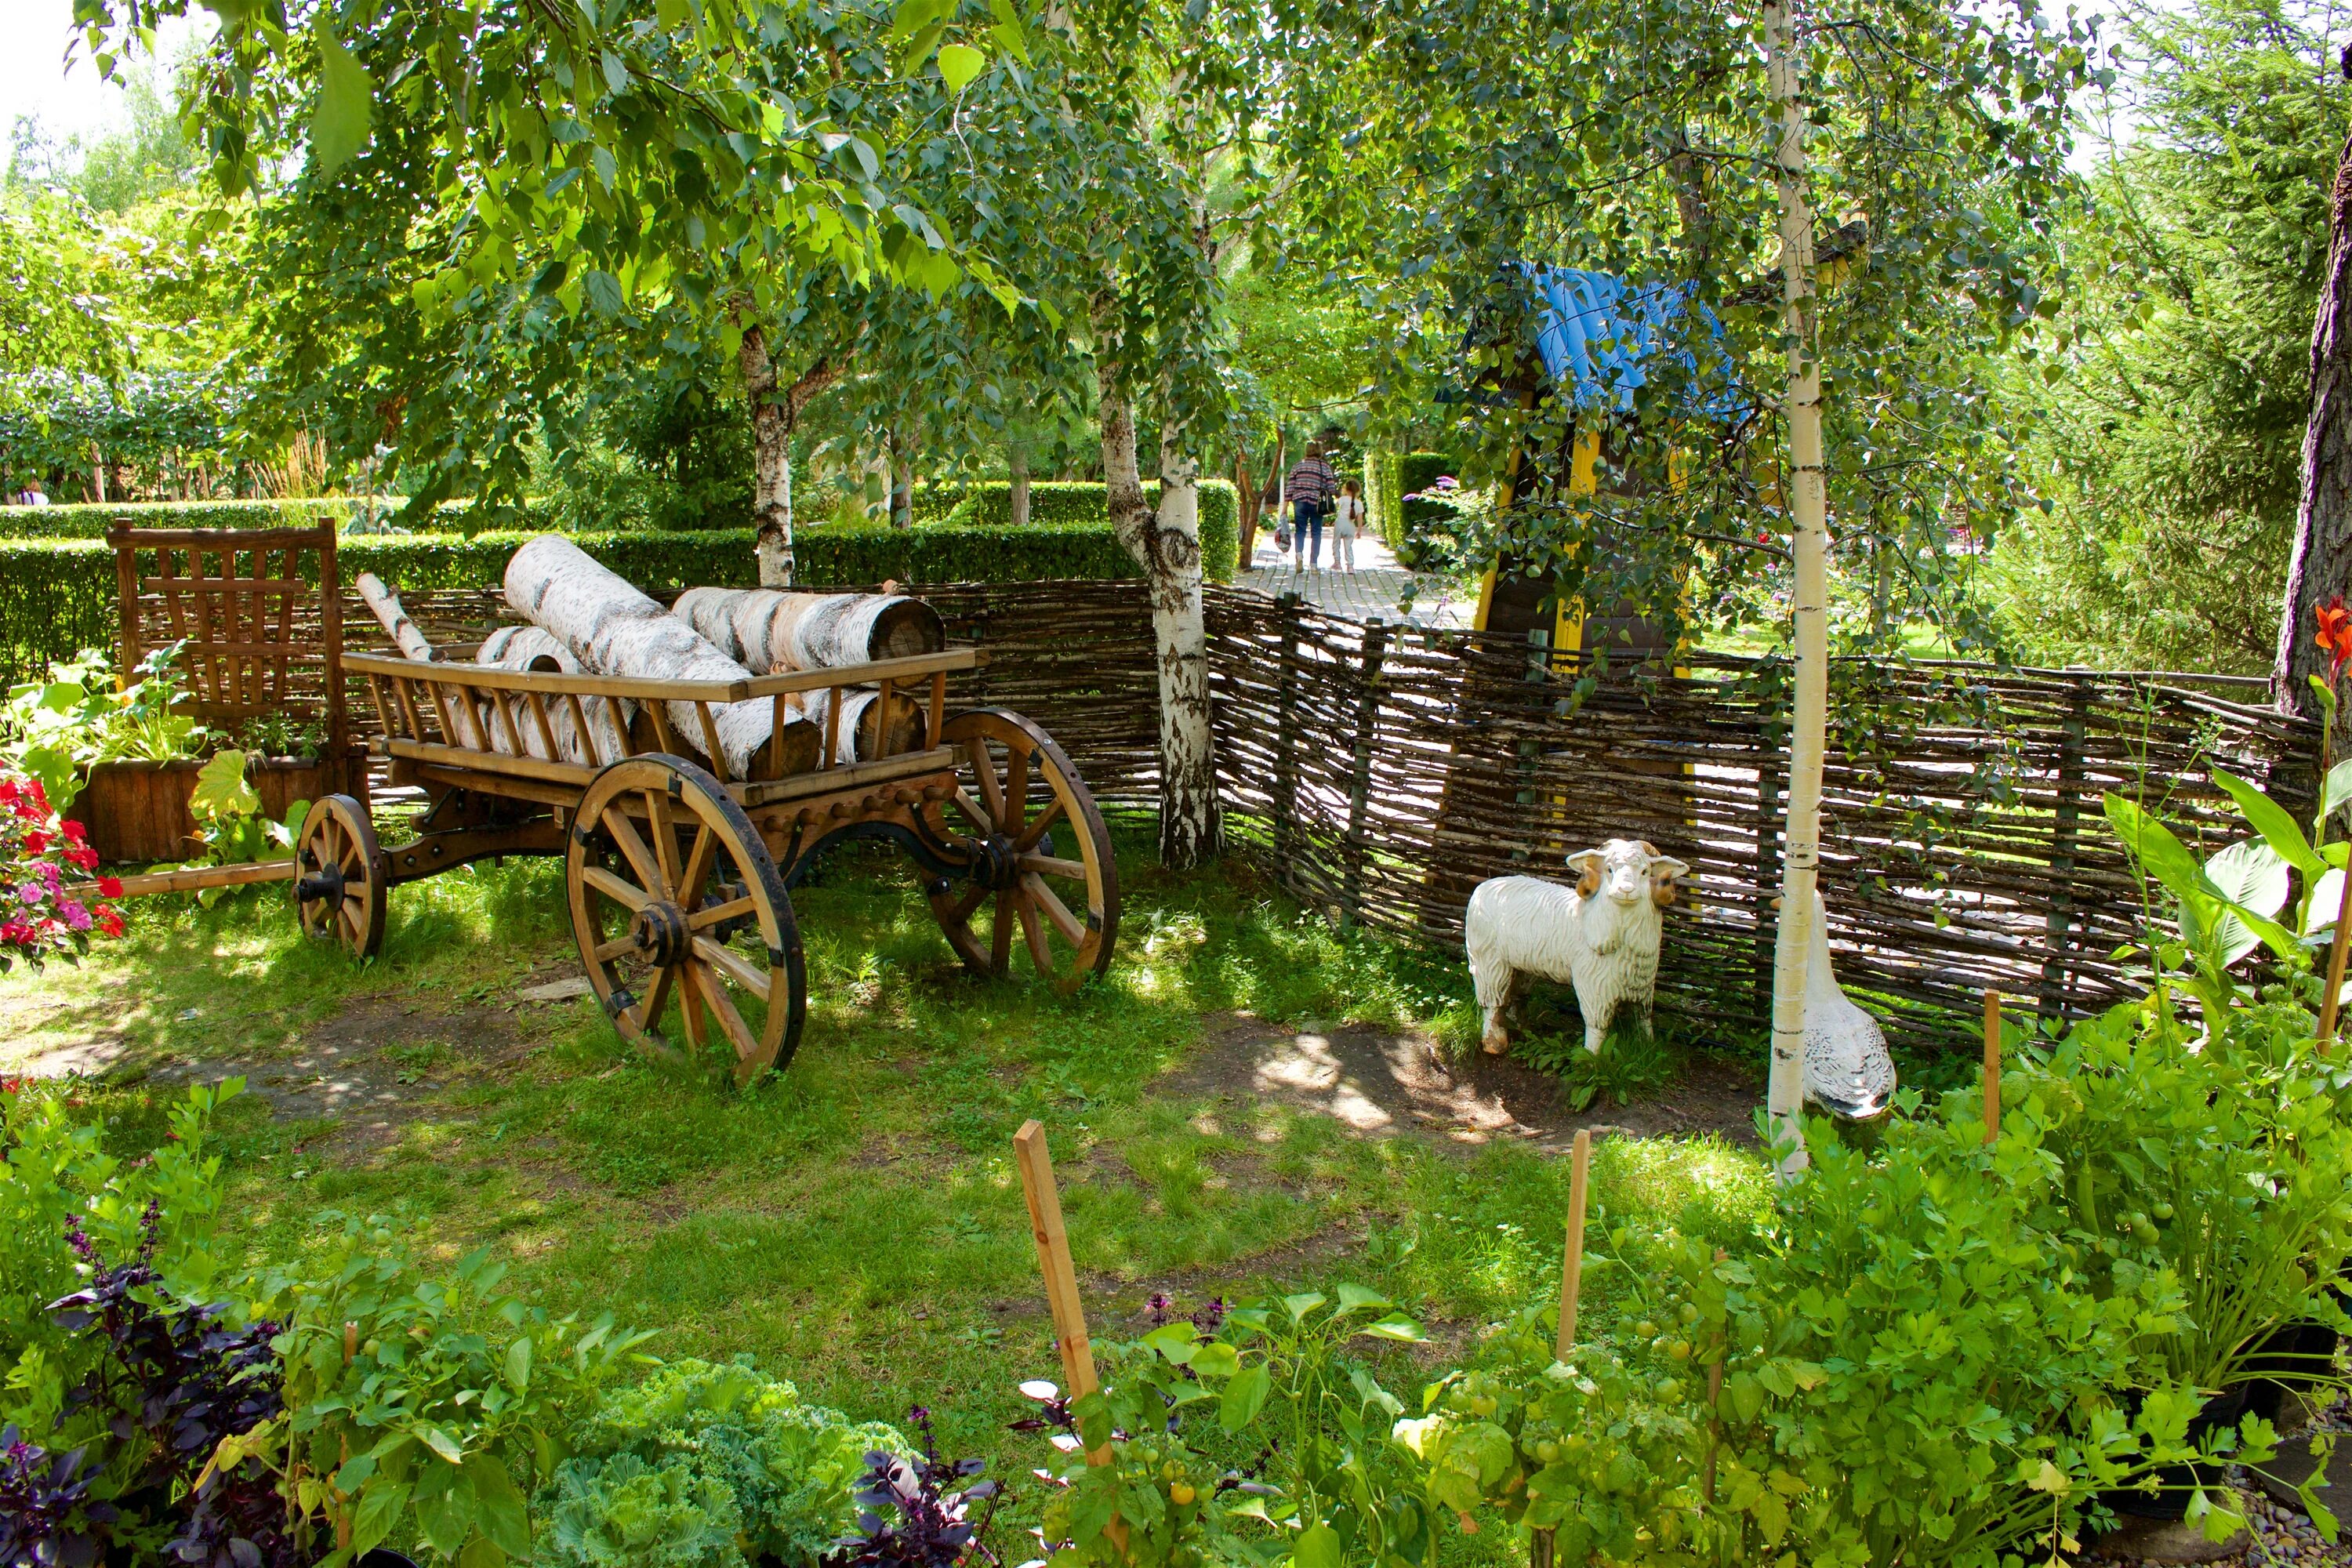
890;428;913;530
1009;441;1032;527
1764;0;1828;1181
741;324;797;588
2277;123;2352;726
1097;337;1219;868
1233;448;1260;564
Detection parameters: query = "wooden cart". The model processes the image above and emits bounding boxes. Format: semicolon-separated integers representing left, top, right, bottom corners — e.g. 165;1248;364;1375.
308;641;1120;1080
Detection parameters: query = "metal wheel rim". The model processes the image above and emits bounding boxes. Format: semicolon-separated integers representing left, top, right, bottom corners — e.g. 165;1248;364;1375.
565;753;806;1083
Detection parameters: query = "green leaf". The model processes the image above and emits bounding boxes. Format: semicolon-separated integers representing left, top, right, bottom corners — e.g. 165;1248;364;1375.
1282;1291;1328;1323
2212;768;2321;877
2325;758;2352;826
420;1425;465;1466
503;1336;532;1393
2206;839;2293;966
190;750;258;822
1220;1362;1272;1432
463;1452;532;1558
1188;1341;1240;1379
583;270;625;317
2103;793;2210;909
1334;1283;1391;1317
2308;869;2347;936
310;12;375;175
936;43;986;92
350;1478;411;1555
1358;1312;1427;1343
1294;1523;1344;1568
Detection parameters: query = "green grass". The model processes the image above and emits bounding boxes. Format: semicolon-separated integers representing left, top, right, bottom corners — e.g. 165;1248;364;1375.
1;821;1771;1498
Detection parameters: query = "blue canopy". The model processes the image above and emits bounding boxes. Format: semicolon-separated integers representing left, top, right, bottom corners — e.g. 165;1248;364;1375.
1521;264;1741;420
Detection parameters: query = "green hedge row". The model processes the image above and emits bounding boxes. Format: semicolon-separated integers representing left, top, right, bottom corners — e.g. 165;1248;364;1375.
1400;452;1465;495
0;519;1192;683
910;480;1237;579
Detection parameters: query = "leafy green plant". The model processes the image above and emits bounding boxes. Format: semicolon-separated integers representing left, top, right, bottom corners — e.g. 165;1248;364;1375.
226;1224;655;1568
236;711;328;761
537;1357;909;1568
1511;1018;1675;1111
2;644;205;811
183;750;306;882
1033;1288;1430;1568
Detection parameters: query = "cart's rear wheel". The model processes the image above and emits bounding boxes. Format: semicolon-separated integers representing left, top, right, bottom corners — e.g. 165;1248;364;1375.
293;795;385;958
926;709;1118;992
567;753;805;1083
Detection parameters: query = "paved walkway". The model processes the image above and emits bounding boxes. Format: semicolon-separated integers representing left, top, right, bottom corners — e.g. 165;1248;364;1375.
1236;524;1470;627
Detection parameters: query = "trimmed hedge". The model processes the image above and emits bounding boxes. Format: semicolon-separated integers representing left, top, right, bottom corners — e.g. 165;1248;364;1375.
0;499;376;538
909;480;1238;581
0;522;1152;682
1400;452;1465;495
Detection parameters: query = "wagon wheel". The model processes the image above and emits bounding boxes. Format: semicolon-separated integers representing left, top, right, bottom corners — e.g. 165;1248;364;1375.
292;795;386;959
926;709;1119;992
566;753;806;1083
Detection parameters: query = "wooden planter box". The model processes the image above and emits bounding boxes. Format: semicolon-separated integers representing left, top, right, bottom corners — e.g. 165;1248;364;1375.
67;753;369;866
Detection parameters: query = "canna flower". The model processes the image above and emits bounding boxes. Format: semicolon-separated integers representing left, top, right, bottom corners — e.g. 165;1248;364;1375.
2319;597;2352;686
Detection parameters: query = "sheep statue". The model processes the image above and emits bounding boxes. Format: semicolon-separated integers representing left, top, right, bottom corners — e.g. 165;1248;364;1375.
1468;839;1689;1058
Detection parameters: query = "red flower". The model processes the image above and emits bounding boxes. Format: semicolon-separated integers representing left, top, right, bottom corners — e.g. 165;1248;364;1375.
2318;597;2352;685
26;781;49;813
24;832;49;855
98;876;123;898
60;818;85;843
68;845;97;871
96;909;122;938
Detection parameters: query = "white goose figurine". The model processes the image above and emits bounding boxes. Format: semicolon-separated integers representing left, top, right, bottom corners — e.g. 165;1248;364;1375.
1801;887;1896;1120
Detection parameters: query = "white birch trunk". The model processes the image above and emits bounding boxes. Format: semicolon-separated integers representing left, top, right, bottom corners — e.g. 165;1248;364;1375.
671;587;944;673
1096;341;1218;867
355;572;436;661
1765;0;1828;1181
1009;442;1032;528
503;535;772;778
474;625;632;765
740;324;797;588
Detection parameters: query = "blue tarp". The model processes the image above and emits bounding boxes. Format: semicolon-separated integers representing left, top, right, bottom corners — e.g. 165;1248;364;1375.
1520;264;1742;419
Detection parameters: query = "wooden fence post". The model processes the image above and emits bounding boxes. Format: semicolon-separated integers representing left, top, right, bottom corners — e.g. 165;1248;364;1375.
1343;619;1389;929
2038;682;2088;1019
1011;1120;1113;1468
1982;989;2002;1146
1273;592;1301;887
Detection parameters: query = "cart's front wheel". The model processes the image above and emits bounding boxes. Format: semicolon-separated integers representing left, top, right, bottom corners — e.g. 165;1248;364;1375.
567;753;805;1083
926;709;1119;992
293;795;385;958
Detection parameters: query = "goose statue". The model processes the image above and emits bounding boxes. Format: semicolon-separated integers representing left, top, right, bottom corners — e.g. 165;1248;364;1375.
1798;887;1896;1120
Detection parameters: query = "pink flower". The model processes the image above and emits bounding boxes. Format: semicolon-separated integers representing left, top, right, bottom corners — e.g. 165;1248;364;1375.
16;883;45;906
58;901;89;932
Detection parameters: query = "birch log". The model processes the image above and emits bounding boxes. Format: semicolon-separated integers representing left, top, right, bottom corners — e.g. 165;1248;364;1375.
671;587;935;760
356;572;437;661
1765;0;1827;1181
503;536;774;778
671;587;944;670
474;626;631;766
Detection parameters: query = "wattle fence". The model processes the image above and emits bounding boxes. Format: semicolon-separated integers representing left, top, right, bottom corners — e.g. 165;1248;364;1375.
354;578;2317;1053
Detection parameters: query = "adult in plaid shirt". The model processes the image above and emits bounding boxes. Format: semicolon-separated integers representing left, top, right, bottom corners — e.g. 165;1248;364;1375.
1285;445;1339;569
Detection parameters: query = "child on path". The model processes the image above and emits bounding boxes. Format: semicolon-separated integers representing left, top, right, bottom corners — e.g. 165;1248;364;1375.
1331;478;1365;573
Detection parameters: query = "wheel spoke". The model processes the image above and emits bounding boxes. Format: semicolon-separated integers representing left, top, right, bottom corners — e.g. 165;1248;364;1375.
636;961;677;1042
1019;851;1088;880
592;932;637;963
968;739;1005;826
687;894;755;931
1004;746;1033;837
1024;872;1086;948
601;808;667;895
951;787;993;835
689;964;763;1062
644;789;681;891
1016;893;1052;975
1013;796;1066;852
990;888;1014;971
692;934;773;1004
940;881;988;927
676;823;717;913
581;863;652;912
675;962;709;1051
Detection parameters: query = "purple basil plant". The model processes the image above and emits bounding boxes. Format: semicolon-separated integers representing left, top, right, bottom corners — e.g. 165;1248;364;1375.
833;1406;1002;1568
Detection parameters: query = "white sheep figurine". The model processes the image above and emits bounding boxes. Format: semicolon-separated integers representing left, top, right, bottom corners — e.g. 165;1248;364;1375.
1467;839;1689;1057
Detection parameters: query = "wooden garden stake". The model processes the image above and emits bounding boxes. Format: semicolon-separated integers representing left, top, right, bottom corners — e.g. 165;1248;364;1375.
1555;1129;1594;1360
1700;1249;1728;1505
1013;1120;1112;1467
1534;1131;1595;1568
1982;989;2002;1146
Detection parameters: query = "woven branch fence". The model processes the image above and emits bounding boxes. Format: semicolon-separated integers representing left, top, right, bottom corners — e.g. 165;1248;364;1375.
346;579;2318;1054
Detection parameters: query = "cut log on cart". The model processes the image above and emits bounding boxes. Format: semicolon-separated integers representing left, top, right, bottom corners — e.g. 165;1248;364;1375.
505;535;784;779
671;586;935;760
476;625;633;766
356;572;437;662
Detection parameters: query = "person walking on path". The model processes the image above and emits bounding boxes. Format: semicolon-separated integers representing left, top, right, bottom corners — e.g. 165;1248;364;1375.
1285;444;1339;570
1330;477;1366;573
